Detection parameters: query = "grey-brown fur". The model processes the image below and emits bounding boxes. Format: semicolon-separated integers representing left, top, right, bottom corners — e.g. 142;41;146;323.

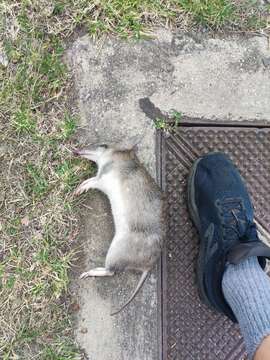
74;142;165;315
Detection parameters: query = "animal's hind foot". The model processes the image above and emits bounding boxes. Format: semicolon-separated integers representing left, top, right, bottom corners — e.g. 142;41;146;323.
79;267;115;279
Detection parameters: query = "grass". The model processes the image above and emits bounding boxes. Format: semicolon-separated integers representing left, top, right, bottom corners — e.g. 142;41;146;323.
154;110;182;131
179;0;235;28
0;0;269;359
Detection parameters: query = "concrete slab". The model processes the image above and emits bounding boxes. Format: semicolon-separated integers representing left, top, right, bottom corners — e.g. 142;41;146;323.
66;30;270;360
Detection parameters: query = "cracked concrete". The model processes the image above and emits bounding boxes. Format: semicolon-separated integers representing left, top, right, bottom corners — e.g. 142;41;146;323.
66;29;270;360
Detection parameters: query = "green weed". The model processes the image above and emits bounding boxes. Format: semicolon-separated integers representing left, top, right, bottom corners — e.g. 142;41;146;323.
171;110;182;127
154;110;182;131
41;340;80;360
25;164;49;198
154;117;169;130
59;114;77;140
12;106;36;134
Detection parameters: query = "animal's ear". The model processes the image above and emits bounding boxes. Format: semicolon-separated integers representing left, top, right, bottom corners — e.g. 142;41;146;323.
131;143;139;152
127;135;141;151
128;143;138;159
117;135;142;152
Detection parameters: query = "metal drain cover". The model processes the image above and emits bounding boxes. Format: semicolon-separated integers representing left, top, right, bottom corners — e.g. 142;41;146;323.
157;124;270;360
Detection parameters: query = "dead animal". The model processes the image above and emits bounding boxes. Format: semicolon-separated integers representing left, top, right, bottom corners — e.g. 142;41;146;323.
74;142;165;315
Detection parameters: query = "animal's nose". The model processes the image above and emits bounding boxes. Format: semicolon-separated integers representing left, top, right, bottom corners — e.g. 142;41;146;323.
73;149;81;156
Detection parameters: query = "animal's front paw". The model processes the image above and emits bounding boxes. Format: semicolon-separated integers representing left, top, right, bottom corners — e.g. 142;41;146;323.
75;177;98;195
75;179;91;195
75;184;86;196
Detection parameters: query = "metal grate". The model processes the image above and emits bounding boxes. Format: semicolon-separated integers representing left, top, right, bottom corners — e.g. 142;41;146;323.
157;126;270;360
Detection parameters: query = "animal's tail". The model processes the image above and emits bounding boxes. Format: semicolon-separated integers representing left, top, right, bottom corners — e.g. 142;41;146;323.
110;270;150;316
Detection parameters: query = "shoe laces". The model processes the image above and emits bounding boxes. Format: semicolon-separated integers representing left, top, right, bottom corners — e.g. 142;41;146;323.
217;198;258;248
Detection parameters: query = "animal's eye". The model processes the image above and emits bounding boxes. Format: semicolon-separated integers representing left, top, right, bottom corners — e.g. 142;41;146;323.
99;144;108;149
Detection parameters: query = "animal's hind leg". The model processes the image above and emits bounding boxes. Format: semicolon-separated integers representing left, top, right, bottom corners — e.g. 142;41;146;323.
80;267;114;279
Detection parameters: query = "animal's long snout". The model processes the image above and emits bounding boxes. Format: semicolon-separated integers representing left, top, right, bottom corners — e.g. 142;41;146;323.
73;148;90;157
72;148;98;162
73;149;81;156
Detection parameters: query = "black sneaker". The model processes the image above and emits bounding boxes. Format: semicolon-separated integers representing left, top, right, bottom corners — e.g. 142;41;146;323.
188;152;270;322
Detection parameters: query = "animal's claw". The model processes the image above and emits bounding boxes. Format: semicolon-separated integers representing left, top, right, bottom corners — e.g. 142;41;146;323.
79;272;89;279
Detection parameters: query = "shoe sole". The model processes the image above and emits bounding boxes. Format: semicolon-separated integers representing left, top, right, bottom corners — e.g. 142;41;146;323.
187;156;216;310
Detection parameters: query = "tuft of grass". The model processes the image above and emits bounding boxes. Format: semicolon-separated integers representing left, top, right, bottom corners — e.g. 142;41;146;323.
178;0;235;28
85;0;178;38
82;0;270;36
41;339;81;360
12;106;36;134
0;1;94;357
59;114;77;141
26;163;49;198
154;110;182;131
154;117;169;130
171;110;182;127
55;158;86;191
